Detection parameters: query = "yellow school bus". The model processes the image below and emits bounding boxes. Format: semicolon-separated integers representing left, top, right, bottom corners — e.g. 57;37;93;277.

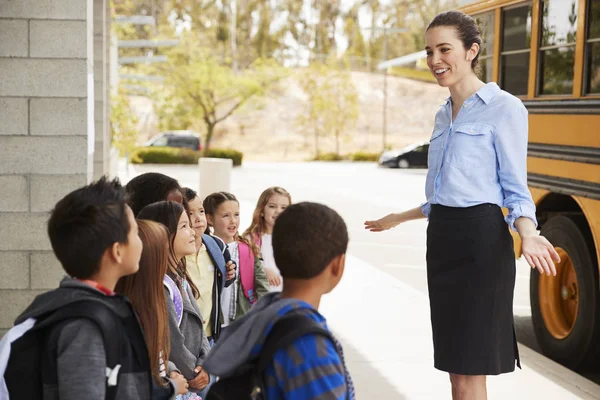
458;0;600;370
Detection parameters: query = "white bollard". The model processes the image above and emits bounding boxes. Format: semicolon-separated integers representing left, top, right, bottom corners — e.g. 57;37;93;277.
198;157;233;200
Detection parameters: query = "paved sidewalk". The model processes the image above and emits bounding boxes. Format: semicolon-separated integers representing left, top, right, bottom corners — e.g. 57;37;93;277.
321;255;600;400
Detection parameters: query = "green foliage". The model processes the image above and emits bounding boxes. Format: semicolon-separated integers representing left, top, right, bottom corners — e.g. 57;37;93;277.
152;33;287;151
390;67;437;83
350;151;381;162
297;60;359;156
203;148;244;166
312;152;345;161
129;146;243;166
110;88;139;158
130;147;199;164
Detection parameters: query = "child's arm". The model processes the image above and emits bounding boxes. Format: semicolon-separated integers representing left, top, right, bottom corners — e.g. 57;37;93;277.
55;320;107;399
165;288;203;380
253;257;270;298
265;334;348;400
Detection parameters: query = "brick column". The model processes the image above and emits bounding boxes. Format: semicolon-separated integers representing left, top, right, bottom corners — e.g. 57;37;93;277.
0;0;95;336
93;0;108;180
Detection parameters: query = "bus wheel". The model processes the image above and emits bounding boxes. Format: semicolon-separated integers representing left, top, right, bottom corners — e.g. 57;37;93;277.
530;215;600;371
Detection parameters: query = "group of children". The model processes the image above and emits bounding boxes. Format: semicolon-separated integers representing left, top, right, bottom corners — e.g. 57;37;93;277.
0;172;355;400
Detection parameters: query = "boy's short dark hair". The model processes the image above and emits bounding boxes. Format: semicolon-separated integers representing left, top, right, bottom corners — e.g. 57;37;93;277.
273;202;348;279
125;172;181;216
48;176;130;279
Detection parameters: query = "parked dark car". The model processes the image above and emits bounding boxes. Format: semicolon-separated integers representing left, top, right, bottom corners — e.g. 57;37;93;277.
144;130;202;151
378;142;429;168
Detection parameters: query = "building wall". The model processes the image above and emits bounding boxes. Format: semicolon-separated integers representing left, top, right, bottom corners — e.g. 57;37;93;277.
0;0;108;336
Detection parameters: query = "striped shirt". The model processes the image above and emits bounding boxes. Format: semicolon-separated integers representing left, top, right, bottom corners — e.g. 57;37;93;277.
262;305;353;400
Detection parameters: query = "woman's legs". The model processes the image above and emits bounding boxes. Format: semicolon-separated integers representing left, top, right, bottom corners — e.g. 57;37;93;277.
449;374;487;400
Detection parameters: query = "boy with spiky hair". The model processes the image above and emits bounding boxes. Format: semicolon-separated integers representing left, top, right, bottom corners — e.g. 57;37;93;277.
202;202;355;400
1;177;154;400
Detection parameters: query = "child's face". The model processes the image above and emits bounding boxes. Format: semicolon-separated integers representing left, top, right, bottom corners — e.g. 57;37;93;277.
262;194;290;230
120;206;143;275
187;197;207;238
173;211;196;259
210;200;240;243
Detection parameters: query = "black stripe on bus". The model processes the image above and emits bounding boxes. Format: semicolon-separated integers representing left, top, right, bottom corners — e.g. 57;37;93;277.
528;173;600;200
528;143;600;165
522;99;600;114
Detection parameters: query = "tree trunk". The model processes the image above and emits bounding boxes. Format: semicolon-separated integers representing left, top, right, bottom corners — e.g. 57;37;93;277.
205;123;216;151
335;130;340;155
314;127;319;157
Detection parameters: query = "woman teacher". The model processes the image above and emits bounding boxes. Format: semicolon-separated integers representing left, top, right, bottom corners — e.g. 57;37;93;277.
365;10;560;400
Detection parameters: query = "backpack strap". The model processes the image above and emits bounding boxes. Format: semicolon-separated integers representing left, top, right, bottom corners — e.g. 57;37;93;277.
163;275;183;326
203;234;227;279
256;313;332;373
238;241;256;305
39;300;123;400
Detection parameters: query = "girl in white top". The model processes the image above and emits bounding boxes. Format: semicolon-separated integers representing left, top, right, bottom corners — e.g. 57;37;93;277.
243;187;292;292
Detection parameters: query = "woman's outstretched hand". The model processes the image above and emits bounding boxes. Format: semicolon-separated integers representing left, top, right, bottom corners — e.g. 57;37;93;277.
364;213;401;232
521;234;560;276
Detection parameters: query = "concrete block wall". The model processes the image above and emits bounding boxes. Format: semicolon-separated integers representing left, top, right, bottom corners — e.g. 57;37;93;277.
0;0;100;336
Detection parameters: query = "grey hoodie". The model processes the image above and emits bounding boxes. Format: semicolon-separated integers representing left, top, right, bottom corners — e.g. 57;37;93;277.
201;292;321;377
165;280;211;385
12;277;153;400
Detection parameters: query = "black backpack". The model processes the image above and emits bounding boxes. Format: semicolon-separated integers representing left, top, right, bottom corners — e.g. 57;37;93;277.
206;313;334;400
3;300;123;400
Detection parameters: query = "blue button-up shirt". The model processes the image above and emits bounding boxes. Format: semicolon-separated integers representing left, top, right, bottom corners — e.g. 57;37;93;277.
421;82;536;231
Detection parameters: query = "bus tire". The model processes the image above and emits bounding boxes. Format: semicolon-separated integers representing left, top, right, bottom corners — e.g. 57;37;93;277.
530;215;600;371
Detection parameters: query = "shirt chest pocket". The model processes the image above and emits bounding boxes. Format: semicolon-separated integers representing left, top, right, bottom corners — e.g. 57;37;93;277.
427;128;445;167
447;123;494;170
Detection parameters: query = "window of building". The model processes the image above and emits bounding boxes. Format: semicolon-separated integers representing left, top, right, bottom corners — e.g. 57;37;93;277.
474;11;495;82
538;0;578;95
584;0;600;94
500;3;532;96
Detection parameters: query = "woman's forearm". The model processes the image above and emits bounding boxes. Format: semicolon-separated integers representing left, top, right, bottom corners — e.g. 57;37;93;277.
395;206;427;224
515;216;538;239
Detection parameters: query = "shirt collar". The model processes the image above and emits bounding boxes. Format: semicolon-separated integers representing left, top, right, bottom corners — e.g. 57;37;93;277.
475;82;499;104
442;82;499;106
77;279;116;296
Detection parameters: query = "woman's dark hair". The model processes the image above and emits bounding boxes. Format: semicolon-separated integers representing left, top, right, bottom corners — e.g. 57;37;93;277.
115;220;170;386
138;201;200;299
48;176;130;279
125;172;182;216
427;10;482;69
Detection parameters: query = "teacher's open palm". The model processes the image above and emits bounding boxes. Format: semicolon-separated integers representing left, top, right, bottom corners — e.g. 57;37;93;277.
521;234;560;277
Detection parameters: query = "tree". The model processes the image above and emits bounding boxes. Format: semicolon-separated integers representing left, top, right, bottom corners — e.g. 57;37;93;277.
297;60;359;156
153;33;286;150
110;88;140;161
322;66;359;155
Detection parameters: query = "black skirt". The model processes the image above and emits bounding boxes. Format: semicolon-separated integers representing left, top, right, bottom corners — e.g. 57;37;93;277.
426;203;521;375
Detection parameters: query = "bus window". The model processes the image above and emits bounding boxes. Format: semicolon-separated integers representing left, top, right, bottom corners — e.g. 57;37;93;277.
585;0;600;94
538;0;578;95
500;3;532;96
474;11;495;82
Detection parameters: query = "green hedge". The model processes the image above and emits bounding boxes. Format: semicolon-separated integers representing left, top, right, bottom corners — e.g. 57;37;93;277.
350;151;381;162
130;147;243;166
312;152;380;162
203;148;244;166
312;152;345;161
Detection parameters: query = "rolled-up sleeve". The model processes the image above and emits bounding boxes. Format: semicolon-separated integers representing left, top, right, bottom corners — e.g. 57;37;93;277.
493;102;537;231
421;201;431;218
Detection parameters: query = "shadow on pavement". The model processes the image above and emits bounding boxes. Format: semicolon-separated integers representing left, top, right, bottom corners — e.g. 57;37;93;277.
335;332;409;400
515;315;600;393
